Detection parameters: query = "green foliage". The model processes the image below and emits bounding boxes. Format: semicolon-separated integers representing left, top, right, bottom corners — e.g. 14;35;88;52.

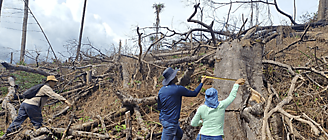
78;116;92;122
11;71;45;91
134;80;142;84
0;87;8;96
0;130;4;136
201;88;206;93
18;61;26;66
115;124;126;132
158;76;164;82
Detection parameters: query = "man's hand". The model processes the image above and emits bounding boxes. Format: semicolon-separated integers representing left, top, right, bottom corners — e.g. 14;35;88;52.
65;100;72;106
235;78;245;85
201;76;207;83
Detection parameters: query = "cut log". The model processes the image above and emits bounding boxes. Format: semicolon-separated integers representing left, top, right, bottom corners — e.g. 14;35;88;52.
1;62;52;76
151;55;203;65
2;77;17;120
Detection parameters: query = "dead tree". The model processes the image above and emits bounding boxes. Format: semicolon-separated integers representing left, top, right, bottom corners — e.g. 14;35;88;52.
0;0;3;19
75;0;87;61
20;0;29;63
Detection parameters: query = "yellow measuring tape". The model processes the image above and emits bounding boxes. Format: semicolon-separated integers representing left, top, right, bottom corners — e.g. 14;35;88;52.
202;76;237;81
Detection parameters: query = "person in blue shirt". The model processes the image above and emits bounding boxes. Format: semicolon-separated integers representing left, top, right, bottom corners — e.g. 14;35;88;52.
158;67;206;140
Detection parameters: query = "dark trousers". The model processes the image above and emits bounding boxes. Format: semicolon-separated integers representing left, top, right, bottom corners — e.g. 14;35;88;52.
6;102;42;133
160;120;183;140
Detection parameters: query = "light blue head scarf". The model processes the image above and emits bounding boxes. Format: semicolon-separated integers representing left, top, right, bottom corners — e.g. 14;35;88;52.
205;88;220;108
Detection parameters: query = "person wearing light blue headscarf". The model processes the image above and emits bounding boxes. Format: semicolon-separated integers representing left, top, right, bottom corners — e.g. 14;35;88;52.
191;78;245;140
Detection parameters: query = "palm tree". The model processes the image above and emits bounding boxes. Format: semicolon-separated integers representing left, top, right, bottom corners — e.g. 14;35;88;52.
152;3;164;50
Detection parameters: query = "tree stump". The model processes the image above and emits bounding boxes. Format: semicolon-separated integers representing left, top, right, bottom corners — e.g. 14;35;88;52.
212;40;266;140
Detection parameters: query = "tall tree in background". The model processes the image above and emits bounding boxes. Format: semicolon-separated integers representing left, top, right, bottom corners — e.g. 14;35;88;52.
19;0;29;63
152;3;164;51
75;0;87;61
318;0;328;20
0;0;3;20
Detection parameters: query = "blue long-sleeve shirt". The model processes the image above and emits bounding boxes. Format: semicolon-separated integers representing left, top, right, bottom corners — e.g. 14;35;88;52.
158;83;203;123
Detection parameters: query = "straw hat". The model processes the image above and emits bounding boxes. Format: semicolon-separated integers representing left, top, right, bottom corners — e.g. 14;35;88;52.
46;75;58;82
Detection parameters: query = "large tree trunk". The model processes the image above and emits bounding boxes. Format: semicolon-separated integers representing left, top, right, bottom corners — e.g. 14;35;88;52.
318;0;328;21
20;0;29;63
212;40;266;139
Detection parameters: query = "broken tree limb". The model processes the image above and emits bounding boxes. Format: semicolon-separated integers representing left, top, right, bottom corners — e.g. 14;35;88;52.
60;117;72;140
118;92;157;106
121;54;166;69
151;50;191;57
125;111;131;140
137;27;143;73
262;75;302;140
263;60;328;79
262;60;296;76
274;24;310;55
195;50;216;63
302;113;328;138
1;62;52;76
134;106;149;133
273;0;298;25
278;108;319;136
96;115;109;137
2;77;17;120
53;128;111;139
188;3;220;46
151;55;203;65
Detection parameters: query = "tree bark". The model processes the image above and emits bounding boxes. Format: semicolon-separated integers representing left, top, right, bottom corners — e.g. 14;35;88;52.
213;40;266;140
75;0;87;61
318;0;328;21
20;0;29;63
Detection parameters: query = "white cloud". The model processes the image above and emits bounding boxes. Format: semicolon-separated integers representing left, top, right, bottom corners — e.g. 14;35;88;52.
0;0;319;63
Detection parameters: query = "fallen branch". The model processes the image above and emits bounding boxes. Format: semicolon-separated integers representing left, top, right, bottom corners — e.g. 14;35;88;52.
53;128;112;139
96;115;109;137
1;77;17;120
274;24;310;55
125;111;131;140
151;55;203;65
134;106;149;133
302;113;328;138
1;62;52;76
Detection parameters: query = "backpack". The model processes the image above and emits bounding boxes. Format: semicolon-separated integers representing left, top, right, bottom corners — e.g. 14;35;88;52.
13;84;46;100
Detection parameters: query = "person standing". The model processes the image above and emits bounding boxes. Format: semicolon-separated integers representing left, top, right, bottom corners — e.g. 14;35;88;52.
4;75;71;136
158;67;206;140
191;78;245;140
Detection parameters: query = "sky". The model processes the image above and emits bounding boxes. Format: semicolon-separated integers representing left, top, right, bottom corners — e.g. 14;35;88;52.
0;0;320;63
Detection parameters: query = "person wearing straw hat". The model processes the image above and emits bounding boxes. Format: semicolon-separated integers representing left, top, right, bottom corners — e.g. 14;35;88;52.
4;75;71;135
190;78;245;140
158;67;206;140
